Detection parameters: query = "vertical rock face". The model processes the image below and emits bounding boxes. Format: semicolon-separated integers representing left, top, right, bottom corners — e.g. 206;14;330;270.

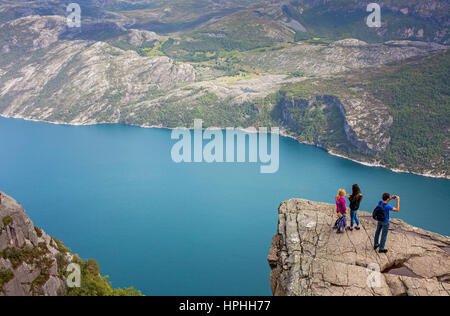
0;192;72;296
277;94;392;153
316;95;392;153
268;199;450;296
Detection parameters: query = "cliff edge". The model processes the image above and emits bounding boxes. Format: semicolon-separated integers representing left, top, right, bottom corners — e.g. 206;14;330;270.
268;199;450;296
0;192;71;296
0;192;141;296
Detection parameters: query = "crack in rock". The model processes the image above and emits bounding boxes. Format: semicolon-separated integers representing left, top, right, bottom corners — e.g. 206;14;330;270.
268;199;450;296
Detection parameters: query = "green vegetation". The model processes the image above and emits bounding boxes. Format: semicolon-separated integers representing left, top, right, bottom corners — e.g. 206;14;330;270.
0;242;54;294
140;38;172;57
30;269;51;293
270;92;350;147
0;245;50;269
160;35;272;75
117;48;449;176
176;37;274;54
284;2;447;44
284;102;326;143
110;39;164;57
294;32;332;45
0;237;142;295
110;40;141;53
109;34;264;76
34;226;43;238
66;257;142;297
272;50;450;175
289;71;305;78
289;5;383;43
125;98;265;129
369;52;450;172
294;31;312;42
1;0;447;177
0;268;14;291
320;101;354;149
2;216;12;227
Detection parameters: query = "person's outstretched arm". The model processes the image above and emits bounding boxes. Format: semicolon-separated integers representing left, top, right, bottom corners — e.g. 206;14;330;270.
392;196;400;212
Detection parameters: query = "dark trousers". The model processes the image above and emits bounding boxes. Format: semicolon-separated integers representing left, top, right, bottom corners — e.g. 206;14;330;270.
374;221;390;251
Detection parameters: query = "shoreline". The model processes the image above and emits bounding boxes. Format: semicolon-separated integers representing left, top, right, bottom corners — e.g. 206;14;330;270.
1;114;448;180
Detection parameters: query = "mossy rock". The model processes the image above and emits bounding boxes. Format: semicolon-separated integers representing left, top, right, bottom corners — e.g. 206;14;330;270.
34;227;43;238
2;216;12;227
0;268;14;290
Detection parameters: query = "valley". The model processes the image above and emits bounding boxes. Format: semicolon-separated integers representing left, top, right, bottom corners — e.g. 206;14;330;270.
0;0;448;177
0;0;449;297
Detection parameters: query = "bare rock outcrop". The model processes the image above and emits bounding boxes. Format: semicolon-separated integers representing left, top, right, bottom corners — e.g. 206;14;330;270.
0;192;72;296
0;16;197;124
268;199;450;296
242;39;447;76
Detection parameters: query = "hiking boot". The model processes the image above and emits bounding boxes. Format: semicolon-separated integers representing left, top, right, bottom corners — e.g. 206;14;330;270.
379;249;389;254
355;226;361;231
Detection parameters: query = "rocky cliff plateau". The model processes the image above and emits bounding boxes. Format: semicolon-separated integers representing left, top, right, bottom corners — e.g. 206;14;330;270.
268;199;450;296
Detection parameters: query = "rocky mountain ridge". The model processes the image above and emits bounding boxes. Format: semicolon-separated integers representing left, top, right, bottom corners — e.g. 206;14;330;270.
268;199;450;296
1;1;448;44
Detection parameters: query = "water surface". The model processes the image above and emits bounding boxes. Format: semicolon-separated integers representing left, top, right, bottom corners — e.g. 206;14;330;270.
0;117;448;295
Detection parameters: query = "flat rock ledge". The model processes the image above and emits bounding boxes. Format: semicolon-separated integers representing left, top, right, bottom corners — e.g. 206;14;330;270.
268;199;450;296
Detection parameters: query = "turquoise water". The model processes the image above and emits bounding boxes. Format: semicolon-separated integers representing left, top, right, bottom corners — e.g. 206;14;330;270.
0;116;448;295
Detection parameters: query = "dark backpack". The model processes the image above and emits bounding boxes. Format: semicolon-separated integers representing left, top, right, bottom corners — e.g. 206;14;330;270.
373;202;387;222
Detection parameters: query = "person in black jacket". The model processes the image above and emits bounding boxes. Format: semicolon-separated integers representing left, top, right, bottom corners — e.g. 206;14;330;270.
347;184;363;231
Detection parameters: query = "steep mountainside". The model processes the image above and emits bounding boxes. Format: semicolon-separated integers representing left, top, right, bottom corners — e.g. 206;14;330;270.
280;0;450;44
0;192;141;296
272;50;450;177
268;199;450;296
0;1;448;177
0;192;67;296
0;16;196;124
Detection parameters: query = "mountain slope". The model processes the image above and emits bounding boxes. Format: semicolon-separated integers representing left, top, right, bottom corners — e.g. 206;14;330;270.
0;2;448;177
0;16;196;124
1;1;448;44
274;50;450;177
281;0;450;44
0;192;141;296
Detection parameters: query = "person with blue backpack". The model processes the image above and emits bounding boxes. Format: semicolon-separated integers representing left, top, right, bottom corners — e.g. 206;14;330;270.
373;193;400;254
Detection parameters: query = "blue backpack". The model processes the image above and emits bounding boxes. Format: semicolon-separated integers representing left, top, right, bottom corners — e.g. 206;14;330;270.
373;202;387;222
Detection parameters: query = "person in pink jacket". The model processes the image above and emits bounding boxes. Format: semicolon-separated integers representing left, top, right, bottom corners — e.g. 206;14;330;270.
334;189;347;233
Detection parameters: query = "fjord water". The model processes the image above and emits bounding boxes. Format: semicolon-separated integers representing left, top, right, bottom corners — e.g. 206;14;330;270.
0;117;449;295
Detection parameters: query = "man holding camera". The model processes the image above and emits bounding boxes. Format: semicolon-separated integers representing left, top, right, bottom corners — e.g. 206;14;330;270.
374;193;400;254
